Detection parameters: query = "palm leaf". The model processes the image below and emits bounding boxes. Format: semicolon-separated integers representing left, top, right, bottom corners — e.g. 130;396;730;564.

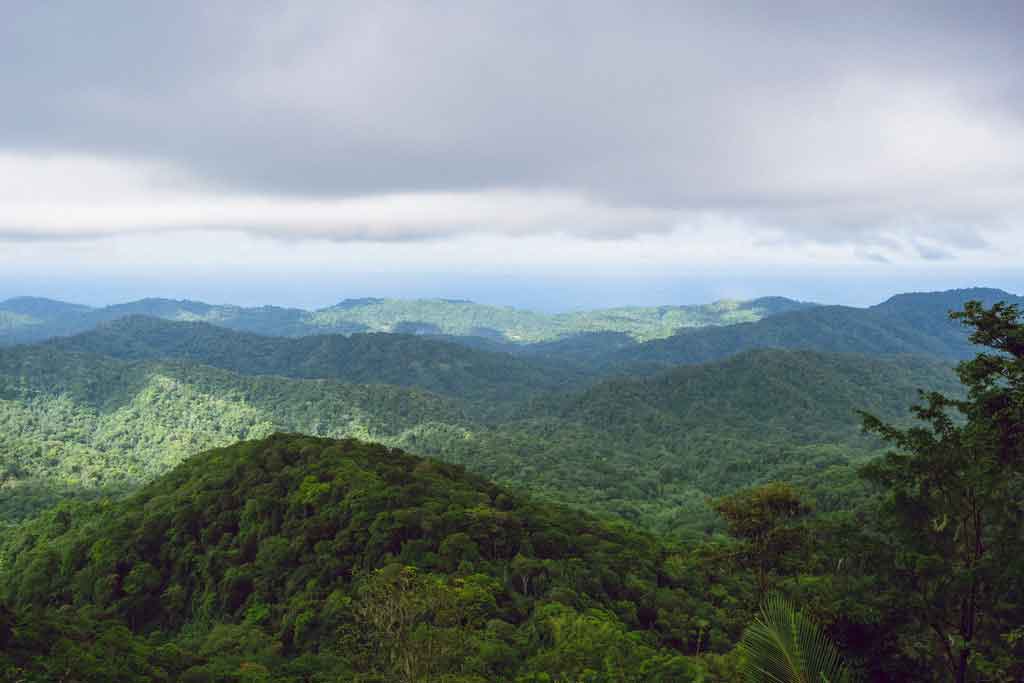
740;594;854;683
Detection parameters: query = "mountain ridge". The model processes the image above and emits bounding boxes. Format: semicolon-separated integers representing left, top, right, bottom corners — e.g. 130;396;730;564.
0;293;815;345
0;341;957;532
603;287;1024;368
41;315;594;412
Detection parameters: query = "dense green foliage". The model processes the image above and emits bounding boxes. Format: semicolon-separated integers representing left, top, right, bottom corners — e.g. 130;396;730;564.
415;351;958;534
0;346;469;521
0;298;1022;681
607;288;1024;369
857;301;1024;681
4;290;1014;375
44;316;593;411
0;294;811;346
0;342;955;532
0;434;750;681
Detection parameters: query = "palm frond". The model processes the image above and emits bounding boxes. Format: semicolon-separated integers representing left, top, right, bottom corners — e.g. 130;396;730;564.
740;594;854;683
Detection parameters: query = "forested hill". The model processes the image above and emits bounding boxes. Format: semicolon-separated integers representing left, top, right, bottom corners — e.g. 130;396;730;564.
0;297;315;344
605;287;1024;368
0;297;92;341
0;294;812;345
3;308;1022;681
0;434;738;681
0;345;469;521
0;296;92;319
42;315;593;409
0;341;957;532
424;349;959;533
527;349;960;443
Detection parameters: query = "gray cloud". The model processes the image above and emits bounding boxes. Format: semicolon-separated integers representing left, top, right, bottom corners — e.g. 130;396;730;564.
913;241;956;261
857;250;891;264
2;1;1023;251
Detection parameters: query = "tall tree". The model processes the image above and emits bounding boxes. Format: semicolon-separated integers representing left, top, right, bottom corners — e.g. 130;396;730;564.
861;301;1024;682
714;483;811;596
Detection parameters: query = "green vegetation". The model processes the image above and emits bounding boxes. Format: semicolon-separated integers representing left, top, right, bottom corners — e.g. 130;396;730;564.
857;300;1024;682
0;294;812;346
0;346;469;522
0;296;92;320
0;299;1022;680
607;287;1024;369
44;315;594;412
5;290;1016;375
310;296;815;342
740;595;853;683
0;297;317;345
415;350;959;535
0;340;957;533
0;434;749;681
0;297;92;338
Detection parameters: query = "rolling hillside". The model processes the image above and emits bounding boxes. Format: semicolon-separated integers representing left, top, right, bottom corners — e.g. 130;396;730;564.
0;434;738;681
0;337;958;533
42;315;594;411
605;287;1024;368
0;288;999;532
309;295;815;342
0;345;469;521
418;349;959;533
0;298;317;344
0;294;813;345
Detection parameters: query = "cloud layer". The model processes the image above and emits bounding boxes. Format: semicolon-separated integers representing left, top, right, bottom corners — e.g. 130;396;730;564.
2;2;1023;262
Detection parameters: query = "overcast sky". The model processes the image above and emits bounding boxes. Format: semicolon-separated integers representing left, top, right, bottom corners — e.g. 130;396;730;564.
2;2;1022;307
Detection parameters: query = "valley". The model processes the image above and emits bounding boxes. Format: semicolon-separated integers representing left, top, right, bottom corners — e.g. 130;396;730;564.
1;288;1022;681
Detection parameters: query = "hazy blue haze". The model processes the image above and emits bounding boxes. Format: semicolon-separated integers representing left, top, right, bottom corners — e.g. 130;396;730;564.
3;267;1021;312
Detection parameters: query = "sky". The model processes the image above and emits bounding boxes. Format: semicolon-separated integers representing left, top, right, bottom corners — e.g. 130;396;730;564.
1;2;1022;309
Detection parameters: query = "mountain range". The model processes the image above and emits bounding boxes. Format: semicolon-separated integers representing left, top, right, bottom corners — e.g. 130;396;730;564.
1;286;1022;680
0;294;814;346
40;315;593;414
6;289;1018;374
0;319;961;532
599;287;1024;369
